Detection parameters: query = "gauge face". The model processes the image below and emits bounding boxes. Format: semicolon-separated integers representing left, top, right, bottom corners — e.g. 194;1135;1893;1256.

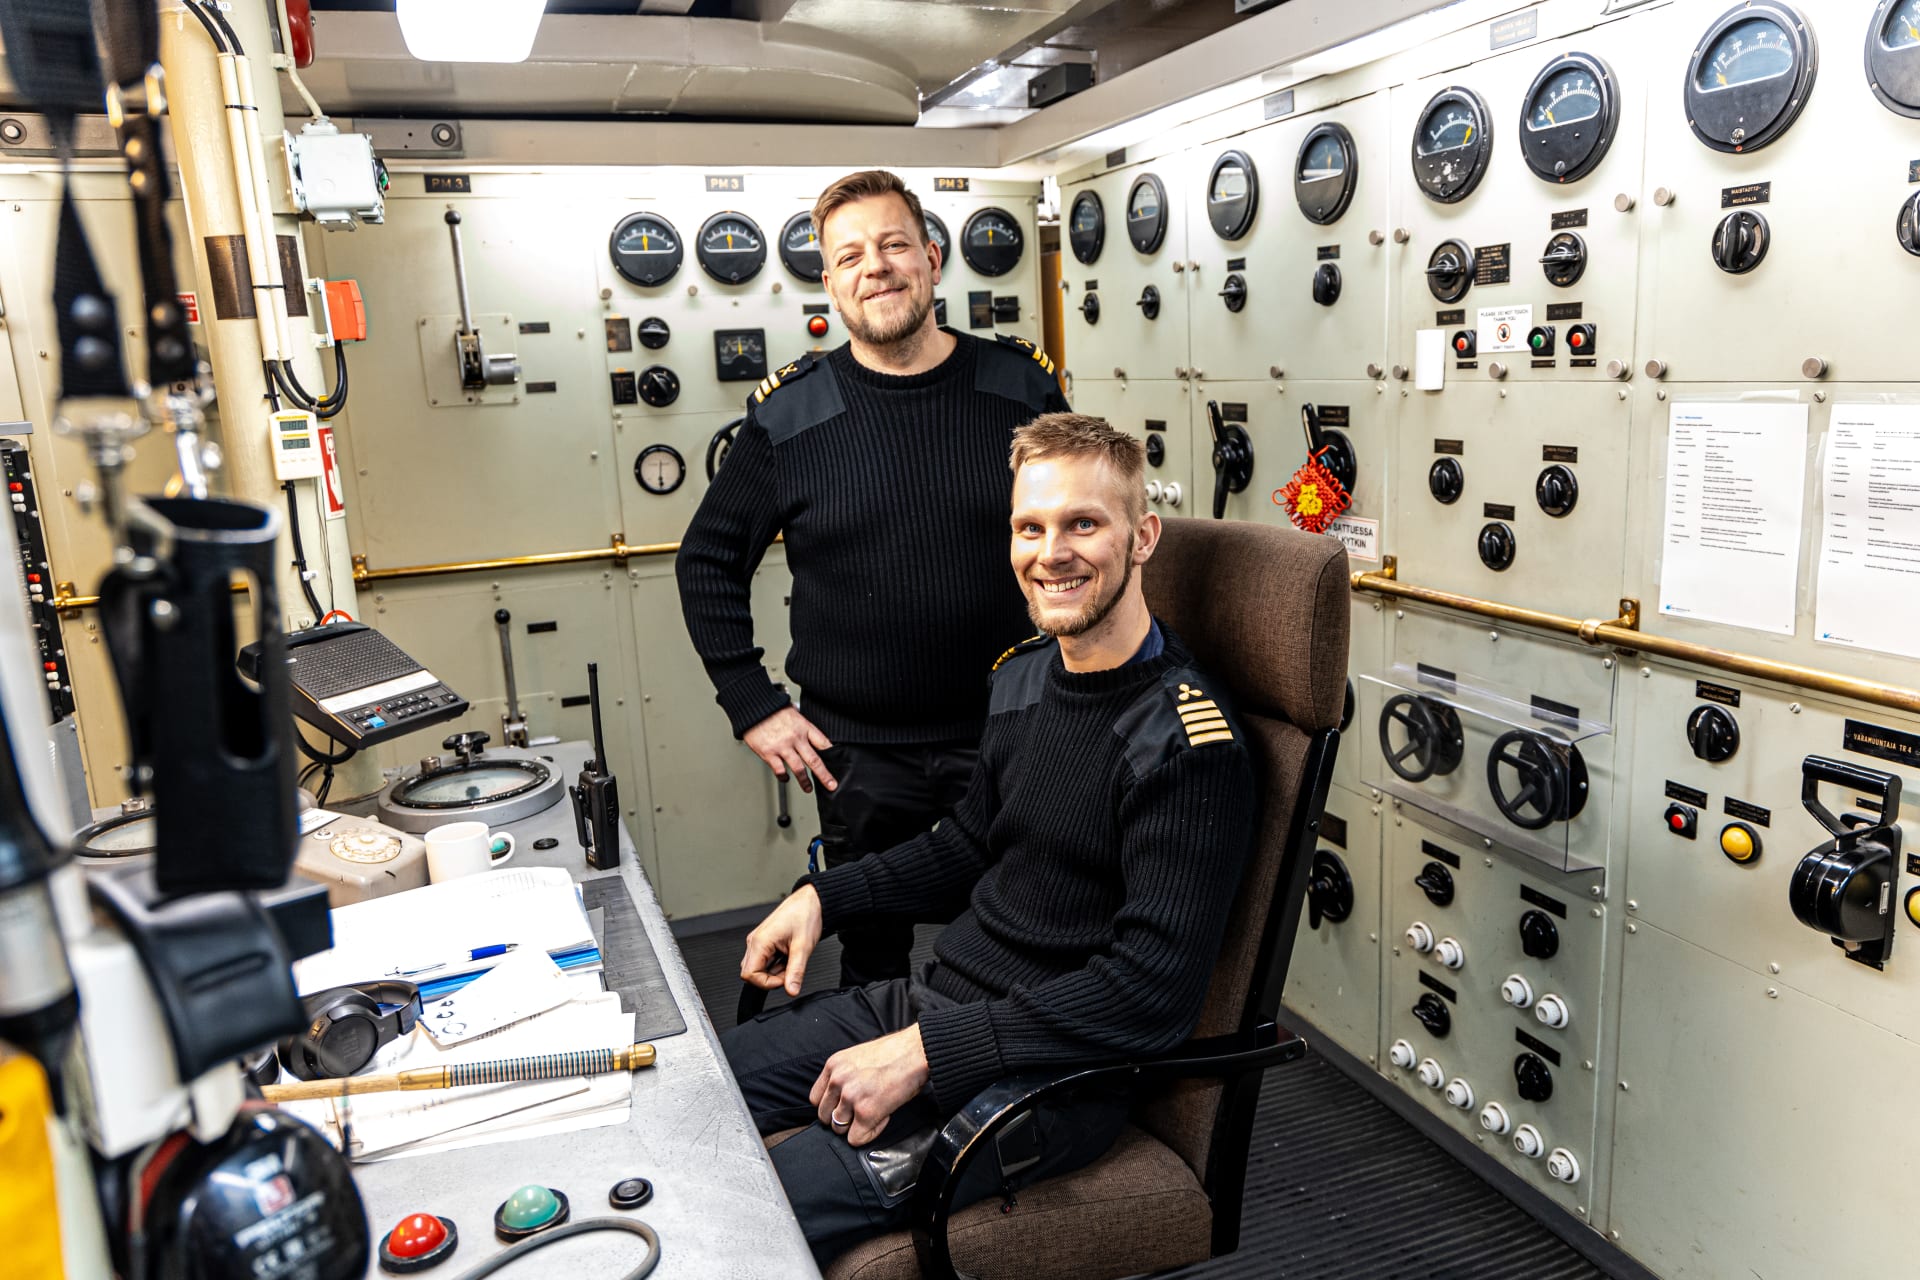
695;211;767;284
398;761;550;807
79;812;156;856
1519;53;1619;183
1205;149;1259;241
1068;190;1105;265
713;328;769;383
609;212;683;288
1126;174;1168;254
922;212;951;266
1685;3;1817;152
1411;87;1494;203
634;443;686;496
779;212;823;282
1293;123;1357;225
1868;0;1920;116
960;207;1024;277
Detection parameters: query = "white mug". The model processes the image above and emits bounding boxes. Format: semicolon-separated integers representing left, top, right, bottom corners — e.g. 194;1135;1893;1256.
424;821;515;882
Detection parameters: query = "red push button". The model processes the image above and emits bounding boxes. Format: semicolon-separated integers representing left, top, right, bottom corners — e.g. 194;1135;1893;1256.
807;315;829;338
379;1212;458;1272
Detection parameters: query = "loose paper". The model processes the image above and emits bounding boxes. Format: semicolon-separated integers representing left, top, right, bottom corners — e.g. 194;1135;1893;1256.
421;947;573;1045
1816;403;1920;659
1414;328;1446;391
1658;400;1808;635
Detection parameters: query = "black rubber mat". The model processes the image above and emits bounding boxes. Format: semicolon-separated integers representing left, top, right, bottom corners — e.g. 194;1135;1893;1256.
677;919;1607;1280
579;875;687;1041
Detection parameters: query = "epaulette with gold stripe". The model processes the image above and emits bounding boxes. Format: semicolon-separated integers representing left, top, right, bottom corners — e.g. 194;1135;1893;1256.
994;332;1056;376
752;353;819;405
1174;680;1235;747
992;633;1049;672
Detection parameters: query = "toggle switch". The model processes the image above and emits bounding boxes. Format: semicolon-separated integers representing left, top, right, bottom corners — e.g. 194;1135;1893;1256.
1664;802;1698;840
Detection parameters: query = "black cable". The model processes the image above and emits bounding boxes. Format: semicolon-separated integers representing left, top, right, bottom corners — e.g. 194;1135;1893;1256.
262;359;281;412
273;345;348;418
280;480;328;621
295;732;355;767
316;761;333;804
200;0;242;55
443;1218;660;1280
180;0;227;52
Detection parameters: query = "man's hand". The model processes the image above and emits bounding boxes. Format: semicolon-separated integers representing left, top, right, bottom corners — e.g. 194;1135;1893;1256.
743;706;837;793
810;1024;931;1146
740;885;824;997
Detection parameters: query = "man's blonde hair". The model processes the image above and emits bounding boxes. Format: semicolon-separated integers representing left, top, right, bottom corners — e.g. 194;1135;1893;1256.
812;170;929;251
1009;413;1148;522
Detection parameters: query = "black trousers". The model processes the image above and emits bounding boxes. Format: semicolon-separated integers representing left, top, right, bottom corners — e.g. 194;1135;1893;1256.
721;969;1131;1267
812;740;977;988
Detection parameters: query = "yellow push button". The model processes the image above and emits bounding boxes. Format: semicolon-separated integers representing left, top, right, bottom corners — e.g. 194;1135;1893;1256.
1719;822;1760;864
1906;886;1920;930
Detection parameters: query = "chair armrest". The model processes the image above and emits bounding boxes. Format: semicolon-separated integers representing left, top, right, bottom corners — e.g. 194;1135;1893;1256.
907;1022;1306;1279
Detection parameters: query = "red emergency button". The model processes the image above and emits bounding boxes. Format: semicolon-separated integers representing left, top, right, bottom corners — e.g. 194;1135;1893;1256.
1668;812;1685;830
8;483;21;492
379;1212;458;1272
807;315;829;338
27;573;39;582
43;662;57;672
1454;335;1468;352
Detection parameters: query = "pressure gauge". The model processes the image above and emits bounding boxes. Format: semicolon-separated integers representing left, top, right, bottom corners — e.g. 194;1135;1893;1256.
922;211;951;265
696;211;767;284
1411;86;1493;204
778;212;823;282
1519;53;1619;183
1125;173;1168;254
960;207;1024;277
1685;2;1818;153
1205;149;1259;241
633;444;685;496
1294;122;1358;225
1068;190;1105;265
713;328;769;383
609;212;683;287
1867;0;1920;116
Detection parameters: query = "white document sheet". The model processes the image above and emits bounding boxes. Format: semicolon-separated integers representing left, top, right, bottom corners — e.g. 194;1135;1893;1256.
1658;400;1808;635
1816;403;1920;658
1413;328;1446;391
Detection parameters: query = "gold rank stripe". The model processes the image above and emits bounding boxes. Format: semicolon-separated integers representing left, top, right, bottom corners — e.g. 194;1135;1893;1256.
1188;729;1236;745
1183;718;1231;736
1178;700;1220;717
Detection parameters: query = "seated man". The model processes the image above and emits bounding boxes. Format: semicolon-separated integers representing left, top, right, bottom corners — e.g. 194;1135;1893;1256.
722;412;1258;1266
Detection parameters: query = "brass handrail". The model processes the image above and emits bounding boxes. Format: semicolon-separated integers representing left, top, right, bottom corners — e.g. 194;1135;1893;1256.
352;535;682;587
1350;556;1920;717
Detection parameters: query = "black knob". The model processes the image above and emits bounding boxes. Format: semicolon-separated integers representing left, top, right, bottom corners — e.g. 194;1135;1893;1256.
1539;231;1587;288
1514;1052;1554;1103
1428;457;1464;505
637;365;680;407
636;316;671;350
444;210;461;226
1312;262;1342;306
1218;272;1248;312
1519;908;1560;959
1412;993;1452;1039
1080;292;1100;324
494;608;510;625
1318;429;1358;494
1686;704;1740;763
1136;284;1160;320
1414;861;1455;907
1900;192;1920;258
1307;849;1355;930
1535;465;1578;518
1477;522;1516;572
1426;239;1475;303
1145;433;1165;467
1711;210;1770;275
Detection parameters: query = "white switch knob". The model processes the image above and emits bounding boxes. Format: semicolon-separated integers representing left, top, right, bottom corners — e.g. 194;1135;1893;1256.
1388;1038;1417;1069
1479;1101;1513;1135
1162;482;1182;508
1512;1124;1546;1158
1500;974;1535;1008
1534;993;1571;1029
1416;1058;1446;1090
1547;1147;1582;1184
1405;921;1435;953
1444;1077;1475;1110
1434;937;1465;970
1145;480;1163;504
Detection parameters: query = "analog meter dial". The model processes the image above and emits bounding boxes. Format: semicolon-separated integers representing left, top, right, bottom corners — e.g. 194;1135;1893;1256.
633;444;686;496
1294;122;1357;225
1068;190;1105;265
961;207;1024;277
1868;0;1920;116
713;328;769;383
1205;149;1259;240
922;211;951;266
1685;2;1818;153
609;212;683;288
1520;53;1619;183
778;212;823;282
1411;87;1494;203
1125;174;1169;254
696;211;767;284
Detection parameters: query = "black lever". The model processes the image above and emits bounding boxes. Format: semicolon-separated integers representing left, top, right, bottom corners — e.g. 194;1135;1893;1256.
569;663;621;871
1206;399;1253;521
1792;756;1903;969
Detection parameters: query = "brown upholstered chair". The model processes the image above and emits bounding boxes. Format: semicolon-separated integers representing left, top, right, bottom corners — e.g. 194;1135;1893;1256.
814;516;1352;1280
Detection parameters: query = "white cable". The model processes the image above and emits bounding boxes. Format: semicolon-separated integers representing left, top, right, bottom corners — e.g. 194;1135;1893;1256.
214;51;281;362
232;52;298;365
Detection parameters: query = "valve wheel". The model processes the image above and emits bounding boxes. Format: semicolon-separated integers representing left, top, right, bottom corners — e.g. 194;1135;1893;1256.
1378;693;1465;783
1486;729;1588;829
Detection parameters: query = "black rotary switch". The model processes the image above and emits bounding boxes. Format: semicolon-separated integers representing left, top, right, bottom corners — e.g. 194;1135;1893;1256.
1306;850;1355;929
1318;429;1358;494
1429;458;1464;505
1711;210;1770;275
637;365;680;407
1900;192;1920;258
1218;272;1248;313
1535;465;1578;518
1538;231;1587;288
1426;239;1475;303
1311;262;1342;307
1206;400;1254;521
1412;993;1452;1039
1378;694;1466;784
636;316;671;350
1519;908;1560;960
1415;861;1455;907
1685;704;1740;763
1478;522;1516;572
1514;1052;1554;1103
1145;433;1165;468
1136;284;1160;320
1079;292;1100;324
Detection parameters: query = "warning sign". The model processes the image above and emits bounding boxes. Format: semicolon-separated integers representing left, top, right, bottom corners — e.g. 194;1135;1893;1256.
1326;514;1378;561
177;292;199;324
319;425;346;518
1476;304;1534;354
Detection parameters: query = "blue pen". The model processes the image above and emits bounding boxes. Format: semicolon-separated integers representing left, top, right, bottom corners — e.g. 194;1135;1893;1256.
389;943;517;977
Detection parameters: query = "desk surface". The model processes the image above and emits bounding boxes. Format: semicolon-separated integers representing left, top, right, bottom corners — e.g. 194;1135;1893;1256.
344;742;819;1279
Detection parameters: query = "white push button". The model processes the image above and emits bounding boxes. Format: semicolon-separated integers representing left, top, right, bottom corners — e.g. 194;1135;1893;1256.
1162;482;1182;507
1416;1057;1446;1089
1434;936;1465;970
1479;1101;1512;1134
1444;1077;1475;1110
1500;974;1535;1008
1547;1148;1582;1184
1405;921;1435;953
1534;993;1571;1029
1512;1124;1546;1158
1388;1038;1417;1069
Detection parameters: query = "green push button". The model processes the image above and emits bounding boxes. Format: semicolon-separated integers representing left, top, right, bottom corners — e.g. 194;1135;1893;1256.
494;1185;570;1242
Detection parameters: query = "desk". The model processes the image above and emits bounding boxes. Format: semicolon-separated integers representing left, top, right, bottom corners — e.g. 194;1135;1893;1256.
343;742;819;1279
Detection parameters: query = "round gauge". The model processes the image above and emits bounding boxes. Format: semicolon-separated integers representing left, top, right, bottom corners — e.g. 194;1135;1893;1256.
1205;149;1259;241
76;810;156;861
1519;53;1619;183
1412;87;1493;203
609;212;683;288
1685;2;1818;153
778;212;823;282
922;211;951;265
960;207;1024;277
1068;190;1105;265
1294;122;1358;225
1125;174;1168;254
696;211;767;284
634;443;686;495
1867;0;1920;117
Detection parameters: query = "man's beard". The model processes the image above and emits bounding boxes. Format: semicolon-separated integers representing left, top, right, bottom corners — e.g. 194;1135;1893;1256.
1028;537;1134;638
841;278;933;347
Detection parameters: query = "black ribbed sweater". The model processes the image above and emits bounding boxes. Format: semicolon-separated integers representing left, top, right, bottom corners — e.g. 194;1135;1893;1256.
807;630;1258;1110
675;333;1067;744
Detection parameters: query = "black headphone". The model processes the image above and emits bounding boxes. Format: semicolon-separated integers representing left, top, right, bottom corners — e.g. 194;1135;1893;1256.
276;980;423;1081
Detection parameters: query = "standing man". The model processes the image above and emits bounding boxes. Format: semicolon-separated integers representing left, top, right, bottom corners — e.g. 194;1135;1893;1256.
677;170;1068;988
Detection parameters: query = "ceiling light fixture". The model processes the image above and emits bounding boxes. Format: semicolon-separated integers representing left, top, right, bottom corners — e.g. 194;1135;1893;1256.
397;0;547;64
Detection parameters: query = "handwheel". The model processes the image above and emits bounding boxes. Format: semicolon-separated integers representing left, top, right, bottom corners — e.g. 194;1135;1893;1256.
1377;693;1465;783
706;416;744;480
1486;729;1588;830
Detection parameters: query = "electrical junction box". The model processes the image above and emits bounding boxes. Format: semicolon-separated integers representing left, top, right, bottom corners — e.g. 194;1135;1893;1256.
270;409;324;480
285;122;387;230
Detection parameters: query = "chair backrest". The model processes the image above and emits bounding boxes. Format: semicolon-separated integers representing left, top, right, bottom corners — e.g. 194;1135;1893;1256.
1136;516;1350;1250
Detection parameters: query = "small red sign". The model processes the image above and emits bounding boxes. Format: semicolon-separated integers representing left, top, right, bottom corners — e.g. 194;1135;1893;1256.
177;292;199;324
319;425;345;517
